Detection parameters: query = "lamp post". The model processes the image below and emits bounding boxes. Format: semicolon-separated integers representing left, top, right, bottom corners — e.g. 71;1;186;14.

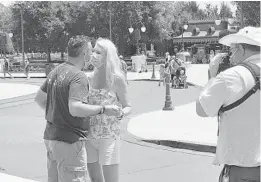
181;23;188;51
163;71;174;111
240;2;244;28
20;7;25;63
129;24;146;55
109;1;112;40
3;33;6;57
151;62;156;80
0;29;2;57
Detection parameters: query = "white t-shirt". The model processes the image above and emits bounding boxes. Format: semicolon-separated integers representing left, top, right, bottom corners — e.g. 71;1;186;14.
199;54;260;167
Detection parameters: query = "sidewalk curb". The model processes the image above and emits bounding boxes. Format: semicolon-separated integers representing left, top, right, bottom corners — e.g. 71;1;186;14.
122;117;215;156
126;126;216;154
125;80;216;154
186;81;204;90
142;140;216;153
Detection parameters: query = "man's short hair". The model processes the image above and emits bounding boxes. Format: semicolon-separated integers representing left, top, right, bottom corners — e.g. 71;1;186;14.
67;35;90;57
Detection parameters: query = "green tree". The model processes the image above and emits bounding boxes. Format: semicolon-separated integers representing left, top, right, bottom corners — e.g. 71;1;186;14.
0;3;13;33
233;1;260;27
11;1;72;61
205;4;220;20
220;2;233;19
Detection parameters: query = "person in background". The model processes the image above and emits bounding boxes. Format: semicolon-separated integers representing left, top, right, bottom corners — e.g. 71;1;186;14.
173;46;179;56
196;27;260;182
169;56;177;87
164;52;171;75
119;55;128;84
24;57;30;80
3;57;13;79
165;52;171;63
139;50;148;73
158;64;166;86
209;50;215;62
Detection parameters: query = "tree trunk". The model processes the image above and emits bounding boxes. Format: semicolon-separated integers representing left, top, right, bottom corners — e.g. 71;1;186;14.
118;30;125;55
61;51;64;59
47;47;51;62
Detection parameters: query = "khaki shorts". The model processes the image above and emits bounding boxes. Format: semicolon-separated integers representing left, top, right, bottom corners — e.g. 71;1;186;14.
85;139;120;165
44;140;87;182
219;165;260;182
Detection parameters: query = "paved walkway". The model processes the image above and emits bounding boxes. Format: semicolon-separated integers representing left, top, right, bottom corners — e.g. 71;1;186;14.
127;64;218;152
0;64;212;182
0;83;39;100
0;173;37;182
128;102;218;147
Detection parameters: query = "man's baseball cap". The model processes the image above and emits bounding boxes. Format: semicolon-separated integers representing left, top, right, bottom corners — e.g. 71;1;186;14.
219;26;261;47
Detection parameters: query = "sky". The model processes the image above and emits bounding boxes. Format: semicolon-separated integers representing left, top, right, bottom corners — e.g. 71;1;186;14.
0;0;237;16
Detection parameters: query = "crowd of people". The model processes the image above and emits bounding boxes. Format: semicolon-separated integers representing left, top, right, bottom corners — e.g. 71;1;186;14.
31;26;260;182
158;50;187;88
0;56;30;79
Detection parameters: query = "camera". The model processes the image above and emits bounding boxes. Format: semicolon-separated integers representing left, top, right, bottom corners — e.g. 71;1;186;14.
217;52;232;74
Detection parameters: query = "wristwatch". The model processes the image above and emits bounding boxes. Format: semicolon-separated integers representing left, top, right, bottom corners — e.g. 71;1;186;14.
118;110;124;120
99;105;105;114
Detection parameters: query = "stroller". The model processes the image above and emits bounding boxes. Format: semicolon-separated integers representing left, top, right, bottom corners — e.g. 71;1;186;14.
173;67;188;89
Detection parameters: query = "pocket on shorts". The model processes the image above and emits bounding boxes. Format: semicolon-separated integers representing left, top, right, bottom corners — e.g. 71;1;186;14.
74;141;85;156
64;165;87;172
63;165;87;182
240;179;260;182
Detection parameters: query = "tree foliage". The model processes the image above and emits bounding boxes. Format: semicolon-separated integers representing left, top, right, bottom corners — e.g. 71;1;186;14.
233;1;260;27
0;3;12;32
3;1;259;58
219;2;233;19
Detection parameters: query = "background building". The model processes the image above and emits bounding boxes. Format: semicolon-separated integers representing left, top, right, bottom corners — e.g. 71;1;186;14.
173;20;239;63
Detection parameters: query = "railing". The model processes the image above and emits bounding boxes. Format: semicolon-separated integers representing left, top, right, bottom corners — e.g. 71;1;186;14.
7;56;167;74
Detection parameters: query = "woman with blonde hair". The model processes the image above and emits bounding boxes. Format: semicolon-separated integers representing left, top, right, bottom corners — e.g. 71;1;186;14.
86;38;131;182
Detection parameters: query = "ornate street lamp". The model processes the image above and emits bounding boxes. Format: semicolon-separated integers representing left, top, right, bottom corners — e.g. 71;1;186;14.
163;71;174;111
141;25;146;32
9;33;13;38
128;26;134;34
20;7;25;63
129;24;146;55
151;61;156;80
215;20;222;26
109;1;112;40
181;22;189;51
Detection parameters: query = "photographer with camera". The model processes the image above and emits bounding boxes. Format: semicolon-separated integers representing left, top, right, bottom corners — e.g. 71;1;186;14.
196;27;260;182
208;52;230;79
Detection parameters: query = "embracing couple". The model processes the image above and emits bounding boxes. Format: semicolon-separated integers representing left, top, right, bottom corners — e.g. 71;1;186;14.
34;36;131;182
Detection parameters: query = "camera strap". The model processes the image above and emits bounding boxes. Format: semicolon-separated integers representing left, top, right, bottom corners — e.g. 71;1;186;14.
220;62;260;113
217;62;260;136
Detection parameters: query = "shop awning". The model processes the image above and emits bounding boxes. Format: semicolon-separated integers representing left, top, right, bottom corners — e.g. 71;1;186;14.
211;30;221;37
172;29;236;44
175;32;192;38
197;31;207;37
173;32;219;44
